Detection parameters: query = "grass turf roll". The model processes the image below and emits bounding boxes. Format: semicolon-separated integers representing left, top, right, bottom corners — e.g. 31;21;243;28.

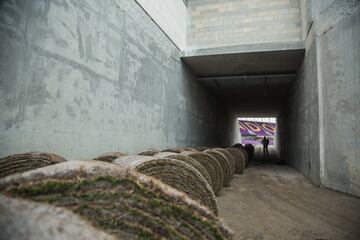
181;151;223;196
93;152;127;163
236;147;249;168
137;149;160;156
244;144;254;162
232;144;250;166
212;149;235;176
226;148;245;174
0;152;66;179
113;156;218;215
0;194;115;240
194;147;209;152
0;161;232;240
204;150;231;187
160;148;182;153
155;152;213;187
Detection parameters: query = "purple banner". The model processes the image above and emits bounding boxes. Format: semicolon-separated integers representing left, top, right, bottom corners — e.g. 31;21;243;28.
238;120;276;145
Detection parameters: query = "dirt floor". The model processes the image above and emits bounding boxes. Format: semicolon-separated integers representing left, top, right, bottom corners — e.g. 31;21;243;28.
217;162;360;240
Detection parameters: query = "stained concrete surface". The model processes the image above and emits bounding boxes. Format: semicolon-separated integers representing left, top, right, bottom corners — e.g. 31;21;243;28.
283;38;321;186
217;162;360;240
319;4;360;198
282;0;360;197
0;0;227;159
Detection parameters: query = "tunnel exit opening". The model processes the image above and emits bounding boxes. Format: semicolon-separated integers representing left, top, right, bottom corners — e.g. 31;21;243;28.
237;117;278;161
238;117;277;146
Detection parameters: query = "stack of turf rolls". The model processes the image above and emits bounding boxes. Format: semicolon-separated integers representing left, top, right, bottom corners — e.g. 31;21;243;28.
204;150;232;187
113;155;218;215
234;143;252;165
154;152;213;188
181;151;223;196
0;145;250;239
226;148;246;174
212;148;236;176
0;161;232;239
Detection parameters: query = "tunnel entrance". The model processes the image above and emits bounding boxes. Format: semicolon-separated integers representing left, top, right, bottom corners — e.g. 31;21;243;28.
181;42;305;165
237;117;279;164
181;41;304;153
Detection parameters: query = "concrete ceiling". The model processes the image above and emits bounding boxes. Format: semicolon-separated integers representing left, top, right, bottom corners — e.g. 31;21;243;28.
199;74;295;97
181;41;305;116
181;41;305;77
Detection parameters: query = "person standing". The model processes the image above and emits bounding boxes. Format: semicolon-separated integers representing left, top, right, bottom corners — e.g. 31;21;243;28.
261;136;269;156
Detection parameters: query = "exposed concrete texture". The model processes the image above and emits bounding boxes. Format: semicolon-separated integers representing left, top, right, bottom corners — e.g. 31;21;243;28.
181;42;304;136
319;4;360;196
284;38;321;185
187;0;302;49
199;74;295;100
218;164;360;240
276;112;286;158
284;0;360;196
0;0;226;159
181;41;305;77
135;0;187;49
223;112;241;147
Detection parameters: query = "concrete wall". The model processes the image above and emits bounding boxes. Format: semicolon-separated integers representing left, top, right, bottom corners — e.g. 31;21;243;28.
187;0;302;49
284;37;321;185
0;0;226;160
135;0;187;49
285;0;360;196
224;113;241;147
317;1;360;196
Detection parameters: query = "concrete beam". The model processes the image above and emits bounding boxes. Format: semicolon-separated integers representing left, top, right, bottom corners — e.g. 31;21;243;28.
181;41;305;77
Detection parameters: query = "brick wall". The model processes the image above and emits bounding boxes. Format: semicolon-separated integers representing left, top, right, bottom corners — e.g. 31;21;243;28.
187;0;302;49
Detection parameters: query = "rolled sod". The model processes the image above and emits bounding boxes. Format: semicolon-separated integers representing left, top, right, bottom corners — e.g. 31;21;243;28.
0;161;232;239
236;147;249;168
0;152;66;179
244;144;254;161
160;148;182;153
233;144;250;166
93;152;127;163
137;149;160;156
226;148;245;174
194;147;209;152
205;150;232;187
0;194;115;240
155;152;213;187
212;149;235;176
232;143;243;149
113;155;218;215
181;151;223;196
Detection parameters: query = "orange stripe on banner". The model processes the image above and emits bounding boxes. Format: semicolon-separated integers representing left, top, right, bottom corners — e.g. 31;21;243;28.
244;122;262;132
238;121;247;131
260;123;275;133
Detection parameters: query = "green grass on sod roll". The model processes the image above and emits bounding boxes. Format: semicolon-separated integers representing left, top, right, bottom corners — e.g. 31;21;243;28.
113;156;218;215
0;161;232;240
